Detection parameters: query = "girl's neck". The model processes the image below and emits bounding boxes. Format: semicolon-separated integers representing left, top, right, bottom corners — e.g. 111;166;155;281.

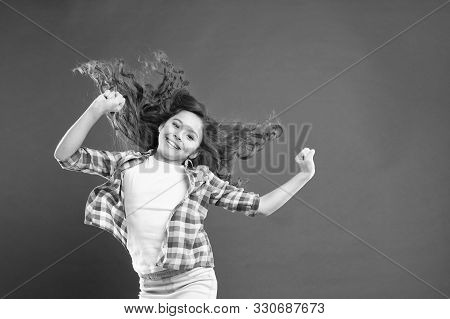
153;151;184;167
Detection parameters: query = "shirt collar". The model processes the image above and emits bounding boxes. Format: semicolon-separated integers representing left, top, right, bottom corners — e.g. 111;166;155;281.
139;149;208;182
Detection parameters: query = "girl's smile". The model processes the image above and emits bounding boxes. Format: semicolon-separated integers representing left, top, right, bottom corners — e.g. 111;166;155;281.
166;136;181;150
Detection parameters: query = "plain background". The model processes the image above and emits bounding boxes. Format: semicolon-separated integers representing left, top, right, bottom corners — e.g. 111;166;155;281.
1;0;449;298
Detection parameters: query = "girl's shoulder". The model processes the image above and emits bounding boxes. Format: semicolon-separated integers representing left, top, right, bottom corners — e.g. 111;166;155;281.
195;164;210;173
117;149;153;171
197;164;209;171
195;165;215;182
123;149;151;160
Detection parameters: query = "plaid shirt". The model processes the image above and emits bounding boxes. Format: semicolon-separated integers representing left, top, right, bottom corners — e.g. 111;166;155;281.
55;147;260;271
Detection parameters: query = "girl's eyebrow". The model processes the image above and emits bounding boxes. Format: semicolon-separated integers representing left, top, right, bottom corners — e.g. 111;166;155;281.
173;118;199;138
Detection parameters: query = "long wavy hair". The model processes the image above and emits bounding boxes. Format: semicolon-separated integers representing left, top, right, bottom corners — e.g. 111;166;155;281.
73;50;283;187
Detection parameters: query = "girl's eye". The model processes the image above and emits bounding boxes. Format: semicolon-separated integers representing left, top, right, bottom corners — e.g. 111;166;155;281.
172;121;194;140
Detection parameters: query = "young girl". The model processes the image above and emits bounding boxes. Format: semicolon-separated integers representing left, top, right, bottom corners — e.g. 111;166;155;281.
54;51;316;299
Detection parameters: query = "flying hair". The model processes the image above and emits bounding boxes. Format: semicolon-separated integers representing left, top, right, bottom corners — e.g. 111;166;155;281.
73;50;283;187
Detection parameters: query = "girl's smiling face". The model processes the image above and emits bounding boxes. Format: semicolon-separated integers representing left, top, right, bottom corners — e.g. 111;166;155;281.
155;110;204;165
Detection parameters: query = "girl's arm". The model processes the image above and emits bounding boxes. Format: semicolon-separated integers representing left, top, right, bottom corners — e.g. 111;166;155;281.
53;102;102;162
53;90;124;161
54;90;130;179
257;148;316;217
206;168;260;217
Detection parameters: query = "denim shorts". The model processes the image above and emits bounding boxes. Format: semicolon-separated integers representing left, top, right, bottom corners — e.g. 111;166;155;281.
138;267;217;299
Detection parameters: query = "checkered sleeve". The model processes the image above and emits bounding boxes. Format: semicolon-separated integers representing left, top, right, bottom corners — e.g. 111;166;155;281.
206;168;261;217
55;146;128;179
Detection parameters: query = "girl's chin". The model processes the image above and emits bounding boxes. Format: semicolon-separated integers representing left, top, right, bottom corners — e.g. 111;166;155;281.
163;148;183;158
165;144;183;153
166;147;182;155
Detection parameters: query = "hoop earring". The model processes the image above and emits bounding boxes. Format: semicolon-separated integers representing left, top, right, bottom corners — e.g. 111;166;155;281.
184;158;193;169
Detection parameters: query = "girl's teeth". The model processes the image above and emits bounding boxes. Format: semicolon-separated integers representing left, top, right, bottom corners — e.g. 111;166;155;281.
167;139;179;149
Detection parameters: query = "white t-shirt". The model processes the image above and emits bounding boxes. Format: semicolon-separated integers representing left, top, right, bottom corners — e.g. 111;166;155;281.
122;155;189;275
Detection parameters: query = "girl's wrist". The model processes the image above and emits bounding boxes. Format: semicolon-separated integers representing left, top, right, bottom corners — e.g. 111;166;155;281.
297;171;315;181
87;103;105;119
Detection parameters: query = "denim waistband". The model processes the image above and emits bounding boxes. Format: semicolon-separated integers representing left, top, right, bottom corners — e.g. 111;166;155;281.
140;268;190;280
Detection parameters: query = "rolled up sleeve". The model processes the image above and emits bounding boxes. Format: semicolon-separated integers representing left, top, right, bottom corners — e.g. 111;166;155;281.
55;147;128;179
206;168;260;217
